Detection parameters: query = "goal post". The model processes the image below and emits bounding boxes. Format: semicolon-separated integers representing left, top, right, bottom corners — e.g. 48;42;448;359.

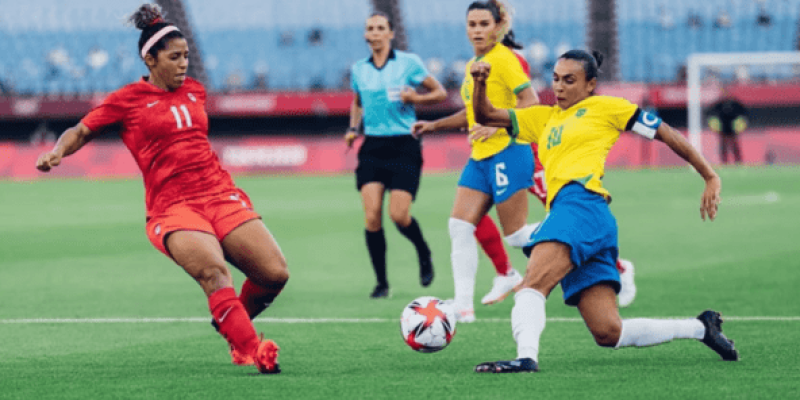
687;52;800;157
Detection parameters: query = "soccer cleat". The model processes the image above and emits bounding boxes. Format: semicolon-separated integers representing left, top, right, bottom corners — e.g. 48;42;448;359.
481;269;523;305
369;285;391;299
475;358;539;373
254;337;281;374
697;310;739;361
617;259;637;308
230;345;255;366
419;254;434;287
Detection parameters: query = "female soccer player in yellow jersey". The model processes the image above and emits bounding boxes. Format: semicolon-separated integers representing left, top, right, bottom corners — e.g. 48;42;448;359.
468;50;738;373
412;0;539;323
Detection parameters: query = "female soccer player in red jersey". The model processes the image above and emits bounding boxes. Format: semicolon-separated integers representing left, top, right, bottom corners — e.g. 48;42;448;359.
35;4;284;374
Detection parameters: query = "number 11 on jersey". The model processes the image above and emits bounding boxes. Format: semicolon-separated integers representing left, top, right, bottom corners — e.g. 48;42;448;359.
170;105;193;129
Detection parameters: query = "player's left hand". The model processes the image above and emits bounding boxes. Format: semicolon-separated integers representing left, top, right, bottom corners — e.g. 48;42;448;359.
701;175;722;221
468;123;499;142
400;87;418;104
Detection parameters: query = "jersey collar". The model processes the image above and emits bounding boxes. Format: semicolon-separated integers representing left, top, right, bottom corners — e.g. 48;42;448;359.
368;49;396;70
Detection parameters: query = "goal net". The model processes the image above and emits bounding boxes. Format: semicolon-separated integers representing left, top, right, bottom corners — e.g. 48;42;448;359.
687;52;800;165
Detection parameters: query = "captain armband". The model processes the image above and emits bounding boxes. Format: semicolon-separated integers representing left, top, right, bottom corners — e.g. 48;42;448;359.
629;109;662;140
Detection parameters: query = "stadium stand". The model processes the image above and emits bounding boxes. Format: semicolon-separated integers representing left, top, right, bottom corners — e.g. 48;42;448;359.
0;0;798;94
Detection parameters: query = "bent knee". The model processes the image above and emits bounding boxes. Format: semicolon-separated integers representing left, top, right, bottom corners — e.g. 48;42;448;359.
364;213;382;230
591;324;622;348
195;264;232;291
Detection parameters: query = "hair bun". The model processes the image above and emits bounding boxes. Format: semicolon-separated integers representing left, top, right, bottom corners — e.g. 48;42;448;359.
129;4;164;30
591;50;605;68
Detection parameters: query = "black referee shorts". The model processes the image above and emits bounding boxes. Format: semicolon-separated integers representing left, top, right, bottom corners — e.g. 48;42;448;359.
355;135;423;200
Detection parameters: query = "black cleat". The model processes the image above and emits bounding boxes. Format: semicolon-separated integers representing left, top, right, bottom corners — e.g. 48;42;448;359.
369;285;391;299
419;254;434;287
697;310;739;361
475;357;539;373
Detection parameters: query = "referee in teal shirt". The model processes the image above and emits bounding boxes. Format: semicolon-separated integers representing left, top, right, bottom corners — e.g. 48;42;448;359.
345;12;447;299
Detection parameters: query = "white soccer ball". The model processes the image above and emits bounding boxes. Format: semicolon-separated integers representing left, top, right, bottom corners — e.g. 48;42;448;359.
400;296;456;353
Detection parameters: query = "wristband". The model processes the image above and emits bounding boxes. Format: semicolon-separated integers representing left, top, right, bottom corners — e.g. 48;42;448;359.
347;127;359;133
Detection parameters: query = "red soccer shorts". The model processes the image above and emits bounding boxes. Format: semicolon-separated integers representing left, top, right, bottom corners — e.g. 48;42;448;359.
145;188;261;258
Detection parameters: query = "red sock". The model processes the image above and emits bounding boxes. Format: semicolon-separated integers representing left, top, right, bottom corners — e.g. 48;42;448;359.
474;215;511;276
240;278;284;320
209;287;260;356
616;259;626;273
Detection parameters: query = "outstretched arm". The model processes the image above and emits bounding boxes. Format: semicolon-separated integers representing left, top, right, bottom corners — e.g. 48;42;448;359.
411;108;467;138
655;123;721;221
471;62;512;128
36;122;99;172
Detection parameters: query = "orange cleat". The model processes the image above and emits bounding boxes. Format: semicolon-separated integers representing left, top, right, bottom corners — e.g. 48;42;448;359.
229;345;255;366
254;337;281;374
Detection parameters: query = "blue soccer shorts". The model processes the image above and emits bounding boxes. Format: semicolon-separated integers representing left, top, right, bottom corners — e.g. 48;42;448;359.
528;182;620;306
457;144;534;204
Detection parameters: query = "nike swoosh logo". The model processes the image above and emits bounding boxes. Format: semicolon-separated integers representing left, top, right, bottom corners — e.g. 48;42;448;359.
496;188;508;196
146;101;159;108
217;307;233;324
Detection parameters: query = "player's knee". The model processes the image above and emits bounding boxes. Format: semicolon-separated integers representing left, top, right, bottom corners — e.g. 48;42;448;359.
389;209;410;226
364;210;382;230
195;264;232;291
591;323;622;348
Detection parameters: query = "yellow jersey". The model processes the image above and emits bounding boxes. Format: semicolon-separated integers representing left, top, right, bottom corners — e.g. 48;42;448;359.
461;43;532;160
509;96;639;209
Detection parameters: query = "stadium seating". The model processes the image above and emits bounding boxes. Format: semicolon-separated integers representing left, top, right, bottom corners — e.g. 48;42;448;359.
0;0;797;95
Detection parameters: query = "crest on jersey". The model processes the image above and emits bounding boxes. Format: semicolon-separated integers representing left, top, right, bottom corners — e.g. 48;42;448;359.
576;108;587;118
187;93;196;103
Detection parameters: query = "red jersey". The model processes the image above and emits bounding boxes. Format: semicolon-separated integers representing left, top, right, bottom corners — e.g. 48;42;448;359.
81;77;236;216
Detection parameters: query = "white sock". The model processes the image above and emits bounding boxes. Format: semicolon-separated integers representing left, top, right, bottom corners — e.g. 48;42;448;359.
615;318;706;349
449;218;478;309
504;223;540;248
512;288;546;361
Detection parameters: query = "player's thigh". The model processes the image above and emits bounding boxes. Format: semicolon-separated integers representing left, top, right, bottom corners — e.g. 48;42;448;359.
166;230;232;295
222;219;289;285
388;189;413;224
520;241;574;296
360;182;386;228
576;283;622;346
451;186;493;226
495;189;529;235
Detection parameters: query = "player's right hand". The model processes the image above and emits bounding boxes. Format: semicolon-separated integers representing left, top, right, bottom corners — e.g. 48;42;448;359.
411;121;435;139
470;62;491;82
344;131;359;150
36;151;62;172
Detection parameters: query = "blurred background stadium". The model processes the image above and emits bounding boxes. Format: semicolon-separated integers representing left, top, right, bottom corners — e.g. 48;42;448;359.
1;0;800;177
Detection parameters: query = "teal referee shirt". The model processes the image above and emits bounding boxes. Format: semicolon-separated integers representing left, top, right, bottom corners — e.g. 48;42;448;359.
350;49;430;137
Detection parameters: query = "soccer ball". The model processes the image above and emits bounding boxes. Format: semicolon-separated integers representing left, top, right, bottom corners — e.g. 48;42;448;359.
400;296;456;353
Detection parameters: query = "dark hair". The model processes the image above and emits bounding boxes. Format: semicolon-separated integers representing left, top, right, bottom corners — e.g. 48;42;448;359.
559;49;604;81
501;29;523;50
467;1;502;22
128;3;184;60
369;11;394;31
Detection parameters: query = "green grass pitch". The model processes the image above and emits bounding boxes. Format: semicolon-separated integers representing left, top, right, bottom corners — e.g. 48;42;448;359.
1;166;799;399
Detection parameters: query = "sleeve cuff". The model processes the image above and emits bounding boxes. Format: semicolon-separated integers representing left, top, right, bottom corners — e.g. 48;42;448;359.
508;109;520;138
513;81;532;95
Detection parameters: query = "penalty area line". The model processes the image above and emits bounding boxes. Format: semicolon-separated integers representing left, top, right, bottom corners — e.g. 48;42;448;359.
0;316;799;324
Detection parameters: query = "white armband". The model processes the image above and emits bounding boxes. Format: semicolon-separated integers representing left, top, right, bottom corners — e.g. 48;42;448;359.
630;110;661;140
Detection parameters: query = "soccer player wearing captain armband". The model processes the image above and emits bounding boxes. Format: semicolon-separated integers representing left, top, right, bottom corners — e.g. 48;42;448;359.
468;50;738;373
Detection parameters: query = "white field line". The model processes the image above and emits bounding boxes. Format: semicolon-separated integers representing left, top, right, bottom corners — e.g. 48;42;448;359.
1;316;799;324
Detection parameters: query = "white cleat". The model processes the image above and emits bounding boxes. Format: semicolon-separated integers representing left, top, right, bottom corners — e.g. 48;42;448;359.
481;269;523;305
444;299;476;323
617;258;637;308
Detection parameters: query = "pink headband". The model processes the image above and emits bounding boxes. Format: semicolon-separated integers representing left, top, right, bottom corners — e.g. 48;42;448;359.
140;25;180;59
